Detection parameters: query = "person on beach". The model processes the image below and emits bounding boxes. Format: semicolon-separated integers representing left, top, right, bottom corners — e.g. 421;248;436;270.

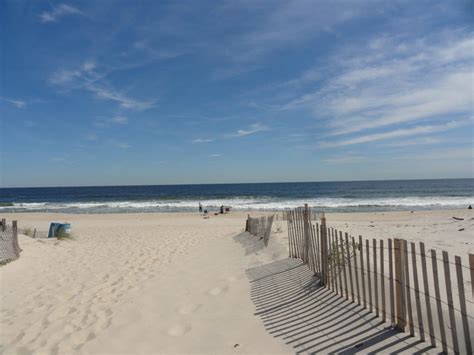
220;205;224;214
199;203;202;213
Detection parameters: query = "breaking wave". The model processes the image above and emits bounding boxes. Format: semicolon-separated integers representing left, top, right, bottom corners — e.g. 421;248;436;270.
2;196;472;213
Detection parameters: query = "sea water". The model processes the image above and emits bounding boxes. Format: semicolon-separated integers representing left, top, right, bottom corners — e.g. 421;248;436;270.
0;179;472;213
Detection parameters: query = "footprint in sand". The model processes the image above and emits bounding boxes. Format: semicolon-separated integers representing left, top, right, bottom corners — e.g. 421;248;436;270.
166;324;192;337
177;304;201;315
208;285;228;296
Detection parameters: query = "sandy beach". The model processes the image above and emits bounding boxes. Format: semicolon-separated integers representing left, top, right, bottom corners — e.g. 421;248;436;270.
0;209;472;354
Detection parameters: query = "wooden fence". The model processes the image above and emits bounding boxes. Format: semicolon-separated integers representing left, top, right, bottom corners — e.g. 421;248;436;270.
245;214;275;247
287;205;473;354
0;218;20;264
275;210;320;221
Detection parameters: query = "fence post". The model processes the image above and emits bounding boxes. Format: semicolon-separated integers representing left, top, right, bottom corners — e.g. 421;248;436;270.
394;238;405;331
320;213;327;286
303;204;310;264
12;220;19;257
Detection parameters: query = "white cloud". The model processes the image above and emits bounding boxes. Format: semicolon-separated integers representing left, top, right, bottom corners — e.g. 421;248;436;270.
109;140;131;149
319;120;469;148
210;154;222;158
192;138;213;143
279;30;474;139
39;4;83;23
386;137;443;147
231;123;268;137
1;97;26;108
109;116;128;124
88;85;155;110
84;133;98;141
50;61;156;111
323;155;366;164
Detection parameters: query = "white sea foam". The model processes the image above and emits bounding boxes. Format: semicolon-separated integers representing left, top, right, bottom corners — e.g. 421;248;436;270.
6;195;473;212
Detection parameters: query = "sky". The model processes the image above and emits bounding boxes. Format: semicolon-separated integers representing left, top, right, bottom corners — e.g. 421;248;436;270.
1;0;473;187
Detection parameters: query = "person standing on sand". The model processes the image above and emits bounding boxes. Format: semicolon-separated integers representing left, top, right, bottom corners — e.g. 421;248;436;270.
199;203;202;213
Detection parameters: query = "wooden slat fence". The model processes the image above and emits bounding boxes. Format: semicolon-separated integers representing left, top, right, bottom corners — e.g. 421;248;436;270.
286;206;474;354
245;214;275;247
0;219;20;264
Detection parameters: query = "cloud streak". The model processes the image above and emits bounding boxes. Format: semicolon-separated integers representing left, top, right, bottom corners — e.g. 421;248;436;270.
39;4;83;23
50;61;156;111
278;29;474;142
230;123;268;137
0;97;26;108
319;120;469;148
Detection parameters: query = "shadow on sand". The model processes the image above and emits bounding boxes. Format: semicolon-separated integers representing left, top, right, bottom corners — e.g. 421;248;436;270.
246;258;441;354
233;232;265;255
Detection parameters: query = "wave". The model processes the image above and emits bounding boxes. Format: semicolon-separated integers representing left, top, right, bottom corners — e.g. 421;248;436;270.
2;195;472;213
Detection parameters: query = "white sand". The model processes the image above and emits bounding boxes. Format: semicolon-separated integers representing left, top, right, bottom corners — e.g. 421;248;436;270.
0;209;472;354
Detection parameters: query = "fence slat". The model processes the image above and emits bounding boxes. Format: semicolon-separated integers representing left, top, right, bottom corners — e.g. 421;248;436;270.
403;240;414;336
455;255;472;354
366;239;372;313
360;235;366;309
341;232;349;300
373;238;379;317
394;238;405;331
320;215;328;286
352;236;361;306
388;239;395;325
346;233;354;303
314;224;320;273
330;228;335;293
287;214;293;257
336;230;343;296
303;205;310;263
420;242;436;347
410;242;424;342
380;239;386;322
442;251;459;354
431;249;448;353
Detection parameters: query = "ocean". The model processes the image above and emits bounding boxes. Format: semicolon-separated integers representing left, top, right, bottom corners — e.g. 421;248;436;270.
0;179;472;214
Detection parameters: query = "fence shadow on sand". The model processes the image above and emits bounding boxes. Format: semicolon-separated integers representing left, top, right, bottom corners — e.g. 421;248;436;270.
246;258;441;354
233;232;266;255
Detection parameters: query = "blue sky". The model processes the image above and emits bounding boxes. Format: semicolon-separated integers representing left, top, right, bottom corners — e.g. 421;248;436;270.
1;0;473;187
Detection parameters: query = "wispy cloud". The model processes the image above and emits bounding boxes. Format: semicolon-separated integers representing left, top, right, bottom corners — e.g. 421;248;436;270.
209;153;222;158
319;120;469;148
1;97;27;108
50;61;156;111
323;154;366;164
386;137;443;147
109;140;131;149
89;85;155;110
84;133;98;141
39;4;83;23
108;116;128;125
192;138;213;143
230;123;268;137
278;30;474;139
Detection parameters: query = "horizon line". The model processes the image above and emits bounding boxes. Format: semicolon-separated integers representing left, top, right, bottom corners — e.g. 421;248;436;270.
1;177;472;189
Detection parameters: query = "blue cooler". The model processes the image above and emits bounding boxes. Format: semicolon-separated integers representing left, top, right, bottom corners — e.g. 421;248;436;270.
48;223;71;238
